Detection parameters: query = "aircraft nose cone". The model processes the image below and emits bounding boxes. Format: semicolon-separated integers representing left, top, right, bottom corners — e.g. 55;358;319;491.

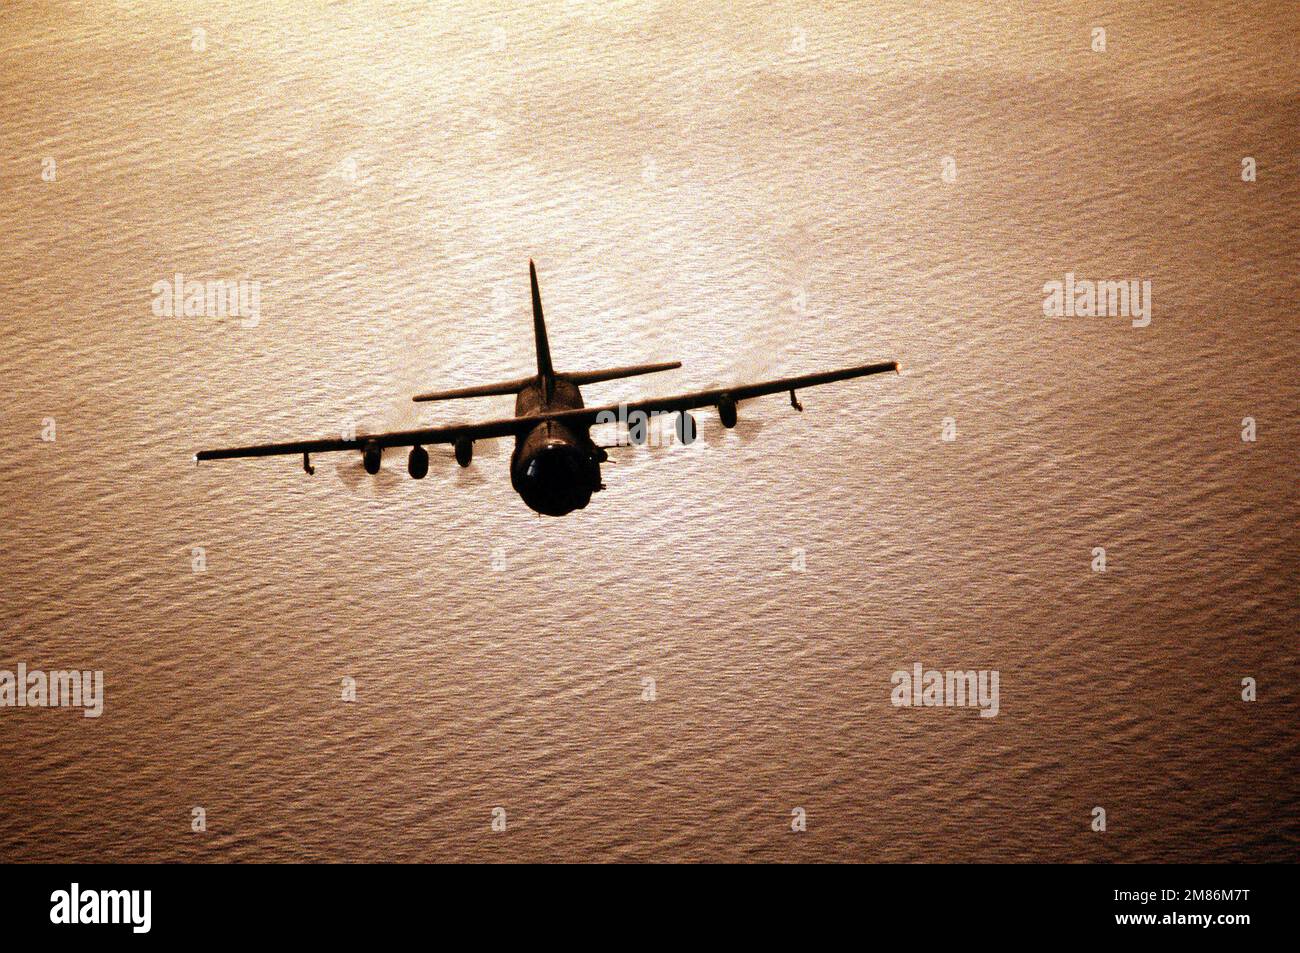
520;443;593;516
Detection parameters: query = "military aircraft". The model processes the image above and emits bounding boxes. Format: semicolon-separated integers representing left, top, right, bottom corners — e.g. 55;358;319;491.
195;261;898;516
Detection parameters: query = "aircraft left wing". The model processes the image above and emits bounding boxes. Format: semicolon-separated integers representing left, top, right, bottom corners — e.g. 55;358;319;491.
194;414;535;462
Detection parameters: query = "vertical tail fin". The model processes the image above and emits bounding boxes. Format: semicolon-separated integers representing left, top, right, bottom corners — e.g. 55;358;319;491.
529;259;554;382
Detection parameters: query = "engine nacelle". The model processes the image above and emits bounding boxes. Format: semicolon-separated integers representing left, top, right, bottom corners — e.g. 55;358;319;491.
718;395;738;429
408;445;429;479
362;441;382;474
454;437;473;468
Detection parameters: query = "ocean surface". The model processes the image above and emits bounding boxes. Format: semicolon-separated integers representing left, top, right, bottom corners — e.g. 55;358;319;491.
1;0;1296;862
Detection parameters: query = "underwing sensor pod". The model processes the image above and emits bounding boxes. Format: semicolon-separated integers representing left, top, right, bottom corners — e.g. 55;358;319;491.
196;261;898;516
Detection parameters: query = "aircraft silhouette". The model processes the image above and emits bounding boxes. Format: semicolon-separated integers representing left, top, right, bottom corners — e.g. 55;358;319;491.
196;261;898;516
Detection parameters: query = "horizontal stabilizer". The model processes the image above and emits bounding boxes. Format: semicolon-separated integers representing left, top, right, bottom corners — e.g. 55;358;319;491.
412;376;532;403
564;361;681;386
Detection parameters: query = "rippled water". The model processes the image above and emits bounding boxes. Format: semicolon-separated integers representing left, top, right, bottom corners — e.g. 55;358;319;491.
1;1;1296;862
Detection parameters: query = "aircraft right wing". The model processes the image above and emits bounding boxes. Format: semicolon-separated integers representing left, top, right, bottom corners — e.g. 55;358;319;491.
545;359;900;428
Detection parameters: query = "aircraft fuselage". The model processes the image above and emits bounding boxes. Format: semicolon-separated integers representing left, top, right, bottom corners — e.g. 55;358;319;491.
510;376;603;516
